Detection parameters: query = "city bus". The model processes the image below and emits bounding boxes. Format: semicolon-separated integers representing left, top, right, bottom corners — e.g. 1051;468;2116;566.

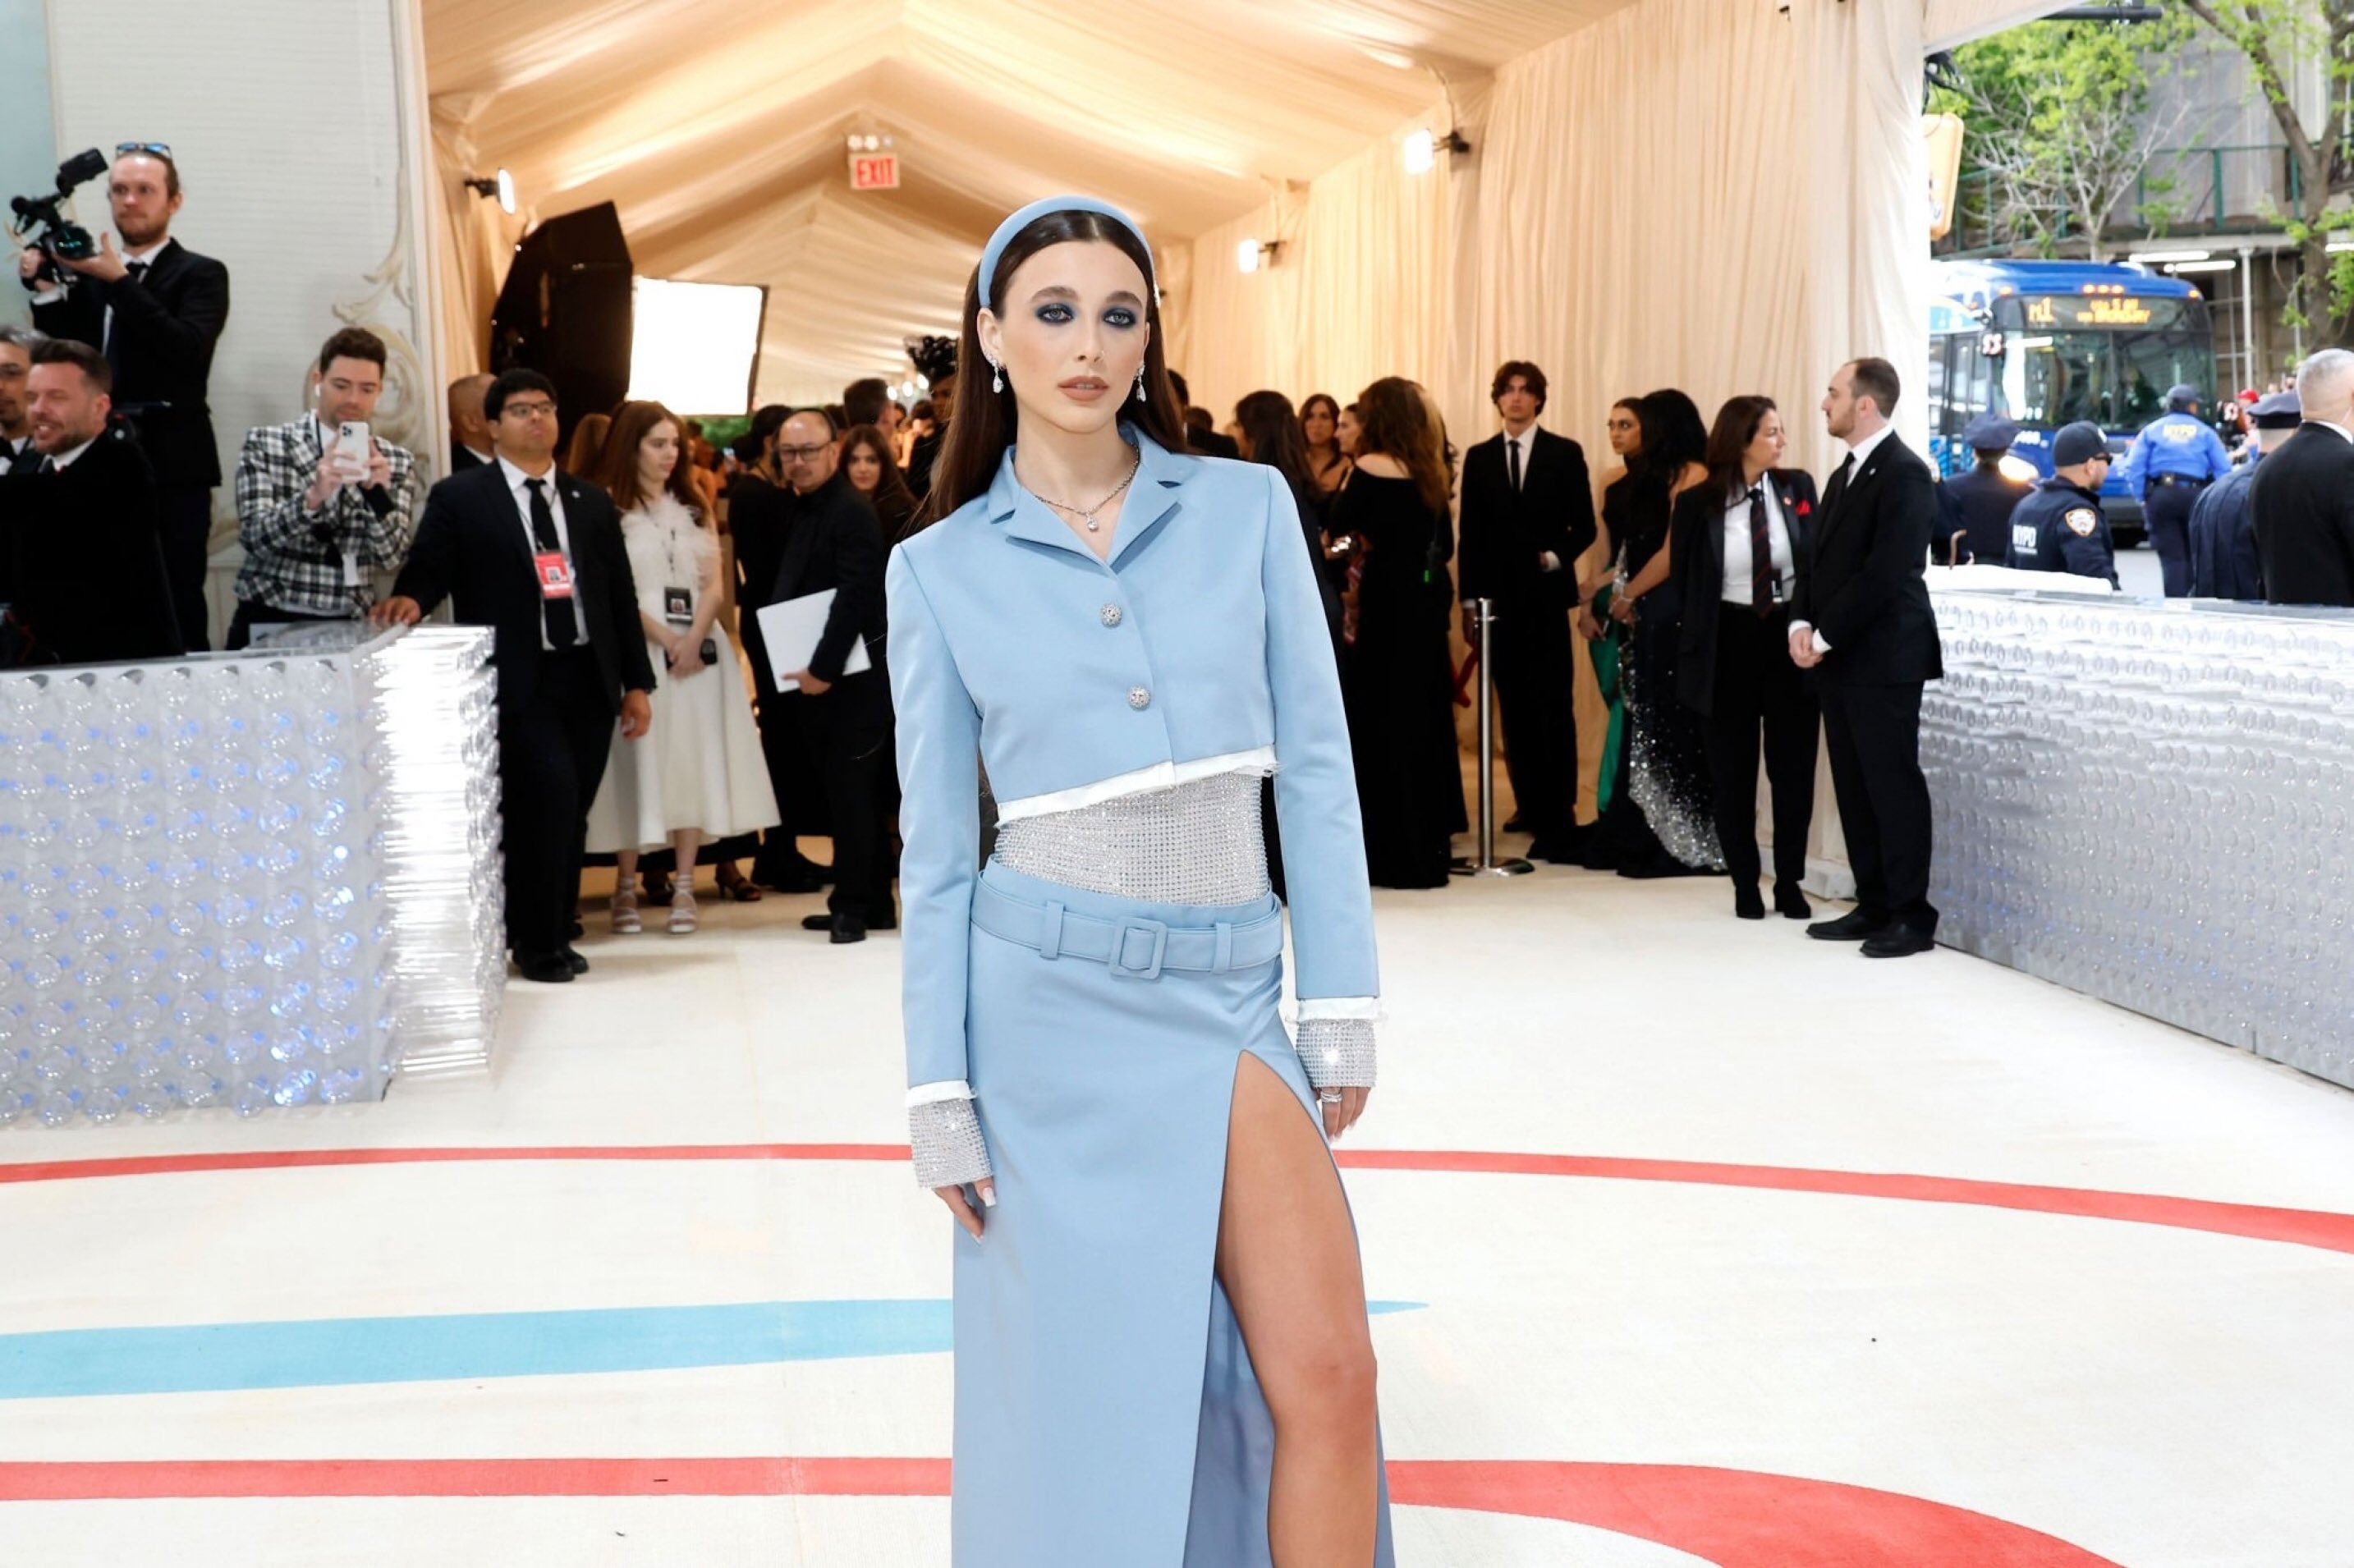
1926;259;2218;544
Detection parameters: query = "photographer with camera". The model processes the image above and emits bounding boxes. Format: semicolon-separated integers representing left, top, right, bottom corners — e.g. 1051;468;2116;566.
227;327;420;649
18;144;229;649
0;339;181;665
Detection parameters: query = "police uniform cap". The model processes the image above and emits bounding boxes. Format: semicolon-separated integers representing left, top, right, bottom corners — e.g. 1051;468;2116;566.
2165;383;2200;410
1961;412;2021;452
2051;421;2110;467
2251;390;2302;429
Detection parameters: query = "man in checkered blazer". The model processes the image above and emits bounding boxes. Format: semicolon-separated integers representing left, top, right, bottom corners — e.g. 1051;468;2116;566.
228;326;420;648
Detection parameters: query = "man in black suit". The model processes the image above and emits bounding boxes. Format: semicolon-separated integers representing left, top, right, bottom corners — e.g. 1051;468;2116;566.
0;338;181;664
1167;370;1241;459
1789;358;1944;959
731;404;830;893
2249;347;2354;607
375;369;655;983
1457;360;1595;860
446;373;495;471
21;148;229;649
769;408;895;943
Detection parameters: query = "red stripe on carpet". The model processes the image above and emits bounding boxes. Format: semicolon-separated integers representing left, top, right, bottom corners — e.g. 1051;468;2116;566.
0;1456;2126;1564
4;1141;2348;1256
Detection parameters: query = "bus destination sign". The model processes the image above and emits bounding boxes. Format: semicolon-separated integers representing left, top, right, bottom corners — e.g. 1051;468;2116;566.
2026;294;2155;329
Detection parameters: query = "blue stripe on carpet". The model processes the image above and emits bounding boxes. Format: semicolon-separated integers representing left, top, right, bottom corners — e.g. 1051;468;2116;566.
0;1300;1425;1399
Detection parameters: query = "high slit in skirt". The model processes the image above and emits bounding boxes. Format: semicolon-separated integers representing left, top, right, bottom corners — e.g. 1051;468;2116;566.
952;857;1397;1566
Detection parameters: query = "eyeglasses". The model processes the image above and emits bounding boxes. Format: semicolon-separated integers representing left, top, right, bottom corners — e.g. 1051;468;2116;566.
501;401;558;420
115;142;173;160
776;442;833;461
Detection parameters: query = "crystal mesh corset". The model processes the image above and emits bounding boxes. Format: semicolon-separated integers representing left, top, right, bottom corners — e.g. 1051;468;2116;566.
993;768;1271;905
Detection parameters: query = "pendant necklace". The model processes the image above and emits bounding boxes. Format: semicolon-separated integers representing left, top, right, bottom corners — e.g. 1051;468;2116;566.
1032;447;1141;533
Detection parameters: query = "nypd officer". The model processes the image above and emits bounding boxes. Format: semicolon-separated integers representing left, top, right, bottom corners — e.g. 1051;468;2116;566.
1937;412;2030;564
2117;382;2230;597
2007;420;2119;588
2190;389;2300;599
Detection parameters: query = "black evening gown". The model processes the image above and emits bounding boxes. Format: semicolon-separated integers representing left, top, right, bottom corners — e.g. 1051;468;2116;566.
1584;471;1722;875
1328;472;1466;888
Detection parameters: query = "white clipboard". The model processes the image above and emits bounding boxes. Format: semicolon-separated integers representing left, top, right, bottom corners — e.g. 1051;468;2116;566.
755;589;872;690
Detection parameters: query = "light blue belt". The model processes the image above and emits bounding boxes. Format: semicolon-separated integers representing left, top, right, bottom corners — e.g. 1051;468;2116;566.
971;880;1284;982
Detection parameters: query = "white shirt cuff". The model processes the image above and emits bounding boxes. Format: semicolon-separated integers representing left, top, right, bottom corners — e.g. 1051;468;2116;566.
905;1080;974;1107
1295;996;1383;1023
1789;618;1830;654
1540;552;1562;571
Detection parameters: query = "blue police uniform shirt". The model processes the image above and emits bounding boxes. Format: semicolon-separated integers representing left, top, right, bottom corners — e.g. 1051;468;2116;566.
2117;410;2232;497
2006;475;2119;587
885;427;1380;1097
2187;460;2265;598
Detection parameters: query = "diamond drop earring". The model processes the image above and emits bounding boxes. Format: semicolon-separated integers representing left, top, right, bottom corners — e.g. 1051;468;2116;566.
991;358;1004;394
1134;366;1147;403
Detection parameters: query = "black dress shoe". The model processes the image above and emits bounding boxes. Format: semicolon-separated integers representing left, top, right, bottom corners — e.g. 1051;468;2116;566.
1774;884;1813;920
800;913;836;932
515;952;575;983
562;946;590;974
1861;926;1936;959
1501;815;1527;833
1734;885;1766;920
829;915;868;945
1806;908;1888;942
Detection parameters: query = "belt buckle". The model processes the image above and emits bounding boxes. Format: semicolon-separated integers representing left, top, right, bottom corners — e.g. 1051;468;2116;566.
1108;915;1168;980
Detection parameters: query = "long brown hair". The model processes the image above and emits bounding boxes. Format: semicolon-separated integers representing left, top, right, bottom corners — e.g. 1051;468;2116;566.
842;421;920;537
563;411;611;478
1703;395;1780;501
1353;377;1452;515
915;209;1187;528
590;400;705;520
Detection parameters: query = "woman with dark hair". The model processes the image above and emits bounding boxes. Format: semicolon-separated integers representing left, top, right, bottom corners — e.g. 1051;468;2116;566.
1601;387;1723;873
1672;396;1819;919
891;199;1395;1564
581;401;778;933
1234;389;1341;644
839;422;920;541
1327;376;1466;890
1301;392;1351;502
562;411;611;478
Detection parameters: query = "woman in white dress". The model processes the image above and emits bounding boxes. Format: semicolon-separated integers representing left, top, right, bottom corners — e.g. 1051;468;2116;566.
584;401;778;933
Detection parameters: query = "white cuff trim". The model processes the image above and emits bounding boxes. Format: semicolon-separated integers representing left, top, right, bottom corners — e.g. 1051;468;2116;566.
905;1080;975;1107
1294;996;1383;1023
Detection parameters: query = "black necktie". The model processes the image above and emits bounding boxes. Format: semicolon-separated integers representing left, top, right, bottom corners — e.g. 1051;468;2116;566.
525;478;579;648
1823;452;1855;516
1747;486;1775;616
103;262;149;367
1507;437;1523;492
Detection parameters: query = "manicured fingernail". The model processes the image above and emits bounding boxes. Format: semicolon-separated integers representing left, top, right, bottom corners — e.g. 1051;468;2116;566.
980;1190;998;1208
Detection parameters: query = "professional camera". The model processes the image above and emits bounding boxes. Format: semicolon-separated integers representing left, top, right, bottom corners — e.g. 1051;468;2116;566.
10;148;110;287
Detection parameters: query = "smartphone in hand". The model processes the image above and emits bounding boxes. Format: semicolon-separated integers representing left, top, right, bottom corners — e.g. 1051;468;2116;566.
336;421;371;483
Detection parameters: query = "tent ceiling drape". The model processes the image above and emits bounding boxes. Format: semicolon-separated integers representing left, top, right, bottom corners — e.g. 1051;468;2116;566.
421;0;1640;402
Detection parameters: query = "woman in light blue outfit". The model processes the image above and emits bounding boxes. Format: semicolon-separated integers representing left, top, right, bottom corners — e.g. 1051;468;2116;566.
888;196;1394;1566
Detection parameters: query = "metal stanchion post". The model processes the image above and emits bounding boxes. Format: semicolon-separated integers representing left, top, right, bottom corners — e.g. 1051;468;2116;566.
1453;596;1533;879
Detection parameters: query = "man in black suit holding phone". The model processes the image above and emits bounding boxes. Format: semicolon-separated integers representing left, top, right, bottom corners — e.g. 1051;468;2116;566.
1788;358;1943;958
375;369;656;983
21;146;229;649
1458;360;1595;860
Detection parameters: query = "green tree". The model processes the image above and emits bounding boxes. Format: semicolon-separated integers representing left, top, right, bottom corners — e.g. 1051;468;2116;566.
2176;0;2354;346
1934;12;2196;259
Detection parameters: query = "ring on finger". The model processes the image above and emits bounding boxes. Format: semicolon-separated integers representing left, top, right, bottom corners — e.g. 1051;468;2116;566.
1317;1088;1343;1104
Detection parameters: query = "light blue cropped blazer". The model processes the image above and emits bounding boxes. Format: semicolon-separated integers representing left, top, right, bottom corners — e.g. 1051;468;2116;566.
885;428;1379;1096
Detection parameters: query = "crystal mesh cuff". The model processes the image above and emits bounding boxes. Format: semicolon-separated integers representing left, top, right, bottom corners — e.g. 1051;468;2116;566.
1295;1017;1377;1089
910;1096;993;1189
992;768;1270;905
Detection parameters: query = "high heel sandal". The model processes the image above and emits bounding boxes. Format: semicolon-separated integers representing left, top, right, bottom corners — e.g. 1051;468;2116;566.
668;888;698;935
611;873;643;935
716;861;763;902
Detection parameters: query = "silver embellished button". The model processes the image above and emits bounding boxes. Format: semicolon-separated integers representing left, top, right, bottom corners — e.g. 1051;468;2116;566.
1127;685;1152;710
1099;603;1123;628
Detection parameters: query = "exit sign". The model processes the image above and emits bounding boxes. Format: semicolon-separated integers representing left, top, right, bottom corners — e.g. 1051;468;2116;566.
850;153;900;190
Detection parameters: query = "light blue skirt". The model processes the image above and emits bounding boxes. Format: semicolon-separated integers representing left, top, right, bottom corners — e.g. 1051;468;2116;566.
951;859;1396;1566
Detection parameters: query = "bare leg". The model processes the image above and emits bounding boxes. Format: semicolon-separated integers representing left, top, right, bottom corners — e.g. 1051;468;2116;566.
671;829;702;889
616;848;639;884
1215;1052;1380;1565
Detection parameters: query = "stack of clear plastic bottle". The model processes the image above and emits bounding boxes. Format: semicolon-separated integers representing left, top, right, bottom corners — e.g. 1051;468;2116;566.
1924;590;2354;1090
0;625;502;1125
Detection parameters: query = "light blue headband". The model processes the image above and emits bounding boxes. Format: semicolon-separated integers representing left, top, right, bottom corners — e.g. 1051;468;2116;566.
977;195;1155;306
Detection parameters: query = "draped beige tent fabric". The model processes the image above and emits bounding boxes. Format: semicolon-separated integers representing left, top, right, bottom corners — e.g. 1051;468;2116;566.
420;0;1618;403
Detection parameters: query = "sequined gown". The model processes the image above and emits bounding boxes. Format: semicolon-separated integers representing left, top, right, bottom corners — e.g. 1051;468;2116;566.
1598;470;1723;873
